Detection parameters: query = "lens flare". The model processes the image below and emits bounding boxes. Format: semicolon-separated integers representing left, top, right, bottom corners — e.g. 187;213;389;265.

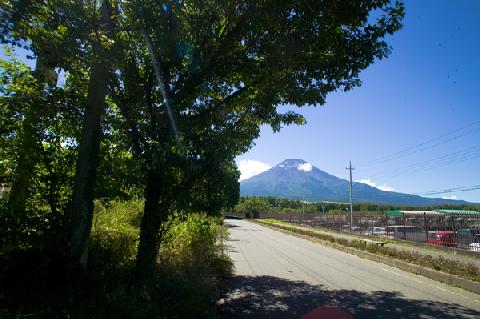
142;27;181;149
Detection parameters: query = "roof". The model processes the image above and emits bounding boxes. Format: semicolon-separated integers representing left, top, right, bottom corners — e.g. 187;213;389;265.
387;210;403;216
434;209;479;215
387;209;479;216
387;210;439;216
428;230;455;234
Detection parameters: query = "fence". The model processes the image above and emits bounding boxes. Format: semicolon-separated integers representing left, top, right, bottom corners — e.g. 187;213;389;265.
226;210;480;251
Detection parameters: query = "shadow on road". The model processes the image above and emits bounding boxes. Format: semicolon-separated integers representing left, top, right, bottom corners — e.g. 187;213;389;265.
218;275;480;319
225;223;241;228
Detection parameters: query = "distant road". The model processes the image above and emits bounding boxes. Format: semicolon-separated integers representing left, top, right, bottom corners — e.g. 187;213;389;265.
220;219;480;319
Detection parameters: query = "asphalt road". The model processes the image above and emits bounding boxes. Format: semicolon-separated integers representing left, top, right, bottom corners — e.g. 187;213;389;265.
219;219;480;319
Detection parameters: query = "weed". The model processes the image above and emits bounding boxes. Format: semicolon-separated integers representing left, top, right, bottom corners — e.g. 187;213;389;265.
1;200;232;319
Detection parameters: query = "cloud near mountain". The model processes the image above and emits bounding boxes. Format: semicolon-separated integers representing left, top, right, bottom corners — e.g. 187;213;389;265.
356;178;395;192
238;159;271;181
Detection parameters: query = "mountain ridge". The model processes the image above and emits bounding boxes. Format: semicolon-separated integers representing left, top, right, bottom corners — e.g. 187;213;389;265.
240;159;473;206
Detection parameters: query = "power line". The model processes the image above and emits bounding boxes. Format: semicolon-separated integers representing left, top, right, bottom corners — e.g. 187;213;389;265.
358;120;480;168
350;122;480;203
366;145;480;181
413;184;480;196
382;150;480;181
351;183;480;203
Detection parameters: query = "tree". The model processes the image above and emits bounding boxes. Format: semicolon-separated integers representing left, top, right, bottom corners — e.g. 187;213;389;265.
113;0;404;285
1;1;59;216
0;34;82;259
1;0;125;273
1;0;404;287
68;0;120;273
235;197;270;218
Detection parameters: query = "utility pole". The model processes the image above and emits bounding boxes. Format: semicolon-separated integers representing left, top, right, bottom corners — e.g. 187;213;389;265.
301;196;305;224
346;161;355;232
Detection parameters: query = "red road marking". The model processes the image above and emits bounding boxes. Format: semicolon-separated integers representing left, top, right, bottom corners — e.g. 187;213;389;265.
302;305;353;319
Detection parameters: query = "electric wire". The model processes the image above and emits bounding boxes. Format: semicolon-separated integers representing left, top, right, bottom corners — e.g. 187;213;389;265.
358;120;480;168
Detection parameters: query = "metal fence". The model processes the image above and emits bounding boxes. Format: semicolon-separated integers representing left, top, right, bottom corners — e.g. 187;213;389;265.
227;210;480;251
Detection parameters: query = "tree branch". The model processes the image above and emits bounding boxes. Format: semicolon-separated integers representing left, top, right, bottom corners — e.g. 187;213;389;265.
110;77;145;157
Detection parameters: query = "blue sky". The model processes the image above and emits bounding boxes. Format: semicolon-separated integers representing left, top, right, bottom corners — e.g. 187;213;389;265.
237;0;480;203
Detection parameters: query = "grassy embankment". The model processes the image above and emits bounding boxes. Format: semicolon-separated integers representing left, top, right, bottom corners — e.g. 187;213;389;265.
257;219;480;282
1;200;232;318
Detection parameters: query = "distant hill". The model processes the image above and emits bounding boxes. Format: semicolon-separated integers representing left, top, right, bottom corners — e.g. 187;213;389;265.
240;159;473;206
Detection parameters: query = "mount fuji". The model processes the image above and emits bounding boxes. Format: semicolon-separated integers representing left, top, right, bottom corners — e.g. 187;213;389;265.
240;159;472;206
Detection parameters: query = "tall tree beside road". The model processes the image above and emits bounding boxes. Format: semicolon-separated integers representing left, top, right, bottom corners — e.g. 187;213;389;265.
68;0;119;273
115;0;405;285
0;0;404;287
1;1;59;217
1;0;119;273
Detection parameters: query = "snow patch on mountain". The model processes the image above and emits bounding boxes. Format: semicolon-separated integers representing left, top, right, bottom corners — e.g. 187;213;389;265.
298;162;313;172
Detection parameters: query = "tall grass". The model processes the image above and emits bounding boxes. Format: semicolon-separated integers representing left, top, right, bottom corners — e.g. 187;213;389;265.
1;200;232;318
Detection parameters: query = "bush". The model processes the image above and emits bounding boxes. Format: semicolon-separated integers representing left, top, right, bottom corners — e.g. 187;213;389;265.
1;200;232;319
92;199;144;232
161;213;232;277
87;200;142;276
154;213;233;318
86;204;233;318
0;197;68;256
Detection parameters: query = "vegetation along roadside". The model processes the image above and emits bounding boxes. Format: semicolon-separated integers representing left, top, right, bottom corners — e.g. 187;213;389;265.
1;200;233;318
256;219;480;283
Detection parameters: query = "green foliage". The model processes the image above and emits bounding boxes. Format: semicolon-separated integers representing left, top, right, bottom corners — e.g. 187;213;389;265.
0;52;78;253
88;200;143;273
234;196;270;218
0;51;39;186
111;0;405;219
161;213;233;278
1;200;232;318
88;208;233;319
92;199;144;233
234;196;344;216
152;213;233;318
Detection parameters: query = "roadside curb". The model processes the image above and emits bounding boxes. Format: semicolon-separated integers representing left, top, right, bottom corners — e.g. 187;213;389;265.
254;220;480;295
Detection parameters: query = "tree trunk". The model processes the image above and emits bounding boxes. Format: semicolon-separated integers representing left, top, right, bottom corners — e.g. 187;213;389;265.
68;59;109;273
68;0;114;275
135;170;168;286
8;55;56;215
7;110;39;214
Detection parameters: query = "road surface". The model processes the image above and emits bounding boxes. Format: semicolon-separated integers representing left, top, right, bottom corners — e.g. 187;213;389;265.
219;219;480;319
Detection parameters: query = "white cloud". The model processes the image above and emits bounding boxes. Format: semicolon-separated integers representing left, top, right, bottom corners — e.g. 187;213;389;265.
442;195;457;200
356;178;395;192
298;162;313;172
238;159;271;181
